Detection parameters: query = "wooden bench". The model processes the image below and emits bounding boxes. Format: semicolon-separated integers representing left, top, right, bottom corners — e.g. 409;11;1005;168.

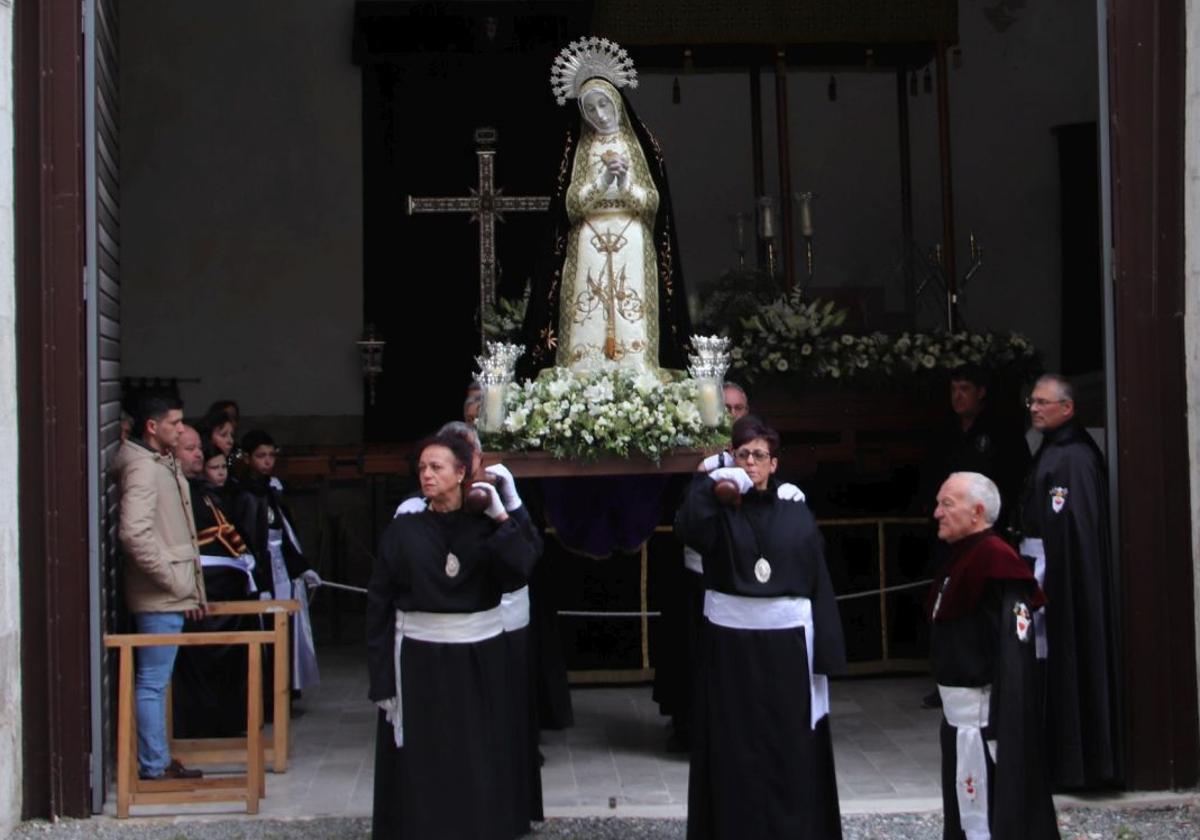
105;628;274;817
166;599;299;774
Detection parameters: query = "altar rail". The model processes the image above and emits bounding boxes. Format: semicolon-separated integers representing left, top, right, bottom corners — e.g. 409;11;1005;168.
563;515;932;684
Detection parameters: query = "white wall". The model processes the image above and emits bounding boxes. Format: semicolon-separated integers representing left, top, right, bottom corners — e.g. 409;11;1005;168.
0;0;23;833
1185;0;1200;734
120;0;363;439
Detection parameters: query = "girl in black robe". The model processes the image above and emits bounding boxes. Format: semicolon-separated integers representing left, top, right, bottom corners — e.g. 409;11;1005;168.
368;433;541;840
173;442;258;739
676;418;845;840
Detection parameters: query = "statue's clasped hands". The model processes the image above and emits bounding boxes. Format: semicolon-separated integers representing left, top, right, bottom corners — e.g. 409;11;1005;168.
598;152;630;190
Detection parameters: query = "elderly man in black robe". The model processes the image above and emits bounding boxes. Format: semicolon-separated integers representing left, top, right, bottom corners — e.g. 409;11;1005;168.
1019;373;1120;789
930;471;1059;839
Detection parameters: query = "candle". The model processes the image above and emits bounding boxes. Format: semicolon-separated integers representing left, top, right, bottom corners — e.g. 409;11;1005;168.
798;195;814;237
697;381;722;427
758;197;776;240
483;383;506;432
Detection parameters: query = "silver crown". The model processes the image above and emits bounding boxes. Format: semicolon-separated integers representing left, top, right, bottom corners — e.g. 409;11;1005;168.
550;37;638;106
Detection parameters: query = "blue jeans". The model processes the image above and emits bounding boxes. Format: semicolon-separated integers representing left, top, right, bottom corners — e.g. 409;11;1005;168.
134;611;185;778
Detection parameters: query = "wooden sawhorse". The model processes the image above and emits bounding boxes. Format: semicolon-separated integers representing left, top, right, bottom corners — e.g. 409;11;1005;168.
106;627;273;817
167;599;299;774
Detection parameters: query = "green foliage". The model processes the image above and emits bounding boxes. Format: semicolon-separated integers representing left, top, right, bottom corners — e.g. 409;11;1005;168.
482;286;530;343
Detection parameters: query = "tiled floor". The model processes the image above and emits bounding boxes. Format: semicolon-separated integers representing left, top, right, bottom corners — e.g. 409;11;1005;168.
105;646;943;819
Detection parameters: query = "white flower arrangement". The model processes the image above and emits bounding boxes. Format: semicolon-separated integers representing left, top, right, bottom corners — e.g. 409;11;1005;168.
733;320;1039;385
482;365;729;461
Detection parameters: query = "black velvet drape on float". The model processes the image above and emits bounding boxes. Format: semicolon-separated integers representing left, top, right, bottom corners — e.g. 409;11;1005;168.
354;3;584;440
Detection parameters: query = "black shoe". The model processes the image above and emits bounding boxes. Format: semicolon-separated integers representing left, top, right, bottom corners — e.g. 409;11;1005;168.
140;759;203;781
921;690;942;709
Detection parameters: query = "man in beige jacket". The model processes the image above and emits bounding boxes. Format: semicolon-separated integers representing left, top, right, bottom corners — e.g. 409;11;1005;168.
113;393;207;780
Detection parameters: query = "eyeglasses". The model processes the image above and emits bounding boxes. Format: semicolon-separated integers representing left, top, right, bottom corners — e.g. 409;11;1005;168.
734;448;773;463
1025;397;1068;409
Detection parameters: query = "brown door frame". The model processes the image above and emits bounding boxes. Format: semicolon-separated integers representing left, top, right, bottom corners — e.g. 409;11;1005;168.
1107;0;1199;788
15;0;93;818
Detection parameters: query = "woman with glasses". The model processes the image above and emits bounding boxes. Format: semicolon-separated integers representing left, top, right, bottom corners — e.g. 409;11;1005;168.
677;416;846;839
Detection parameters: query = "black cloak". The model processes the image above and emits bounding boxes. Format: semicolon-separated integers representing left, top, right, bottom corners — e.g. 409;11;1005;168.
928;529;1059;839
1018;421;1121;788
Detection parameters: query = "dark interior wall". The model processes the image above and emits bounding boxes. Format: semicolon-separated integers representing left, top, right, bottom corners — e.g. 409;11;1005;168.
115;0;1103;445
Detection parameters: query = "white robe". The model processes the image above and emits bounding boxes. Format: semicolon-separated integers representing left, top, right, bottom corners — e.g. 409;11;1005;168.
557;127;661;373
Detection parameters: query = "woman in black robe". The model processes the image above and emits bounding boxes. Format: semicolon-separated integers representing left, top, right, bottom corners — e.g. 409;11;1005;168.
676;417;845;840
393;420;545;836
173;442;259;738
368;433;541;840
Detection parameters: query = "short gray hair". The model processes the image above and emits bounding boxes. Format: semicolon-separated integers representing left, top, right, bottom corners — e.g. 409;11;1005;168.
439;420;482;456
723;381;747;402
949;471;1002;525
1035;373;1074;403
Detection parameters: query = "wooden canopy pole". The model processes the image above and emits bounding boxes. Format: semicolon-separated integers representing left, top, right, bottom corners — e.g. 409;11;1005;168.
774;49;796;289
896;67;916;322
749;65;767;268
934;42;957;327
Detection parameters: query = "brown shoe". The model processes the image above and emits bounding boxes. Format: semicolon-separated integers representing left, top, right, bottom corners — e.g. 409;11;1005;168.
164;759;202;779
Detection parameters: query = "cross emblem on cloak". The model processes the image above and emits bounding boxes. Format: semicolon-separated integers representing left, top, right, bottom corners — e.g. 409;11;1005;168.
406;127;551;345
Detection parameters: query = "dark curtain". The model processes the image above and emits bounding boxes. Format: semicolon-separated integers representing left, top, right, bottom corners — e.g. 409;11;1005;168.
356;3;586;441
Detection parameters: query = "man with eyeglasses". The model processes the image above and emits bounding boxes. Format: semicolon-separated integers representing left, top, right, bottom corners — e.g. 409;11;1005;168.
1018;373;1120;789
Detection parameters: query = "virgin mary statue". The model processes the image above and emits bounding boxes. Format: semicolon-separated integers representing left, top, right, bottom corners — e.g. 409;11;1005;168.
520;38;692;378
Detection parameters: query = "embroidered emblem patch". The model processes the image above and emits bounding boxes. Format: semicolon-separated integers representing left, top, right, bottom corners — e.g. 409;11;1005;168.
962;774;978;801
754;557;772;583
445;552;461;578
1050;486;1069;514
1013;602;1032;642
974;433;992;454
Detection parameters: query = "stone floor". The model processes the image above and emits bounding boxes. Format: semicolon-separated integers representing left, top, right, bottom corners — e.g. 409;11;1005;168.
100;646;943;819
97;646;1194;830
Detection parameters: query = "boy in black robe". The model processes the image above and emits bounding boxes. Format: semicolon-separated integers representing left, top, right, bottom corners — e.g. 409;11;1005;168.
930;471;1059;839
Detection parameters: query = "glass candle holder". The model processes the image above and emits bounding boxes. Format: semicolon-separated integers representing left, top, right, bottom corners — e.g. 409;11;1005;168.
476;369;509;434
695;374;724;427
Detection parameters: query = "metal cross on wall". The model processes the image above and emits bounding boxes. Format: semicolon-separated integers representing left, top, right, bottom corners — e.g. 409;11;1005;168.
406;127;551;344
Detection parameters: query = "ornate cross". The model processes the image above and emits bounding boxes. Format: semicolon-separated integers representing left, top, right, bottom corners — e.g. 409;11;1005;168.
406;127;551;341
